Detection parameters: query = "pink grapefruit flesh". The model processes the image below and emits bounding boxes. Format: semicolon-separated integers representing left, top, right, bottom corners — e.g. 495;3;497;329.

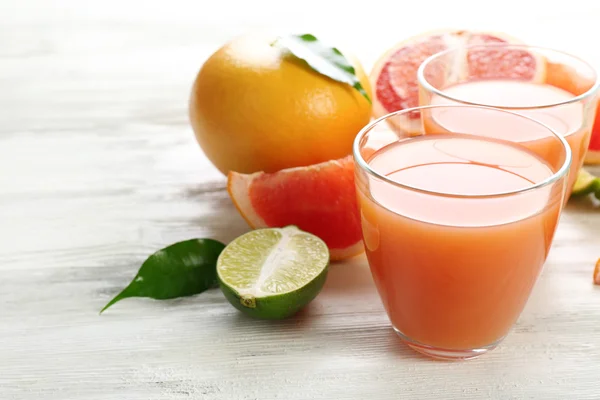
370;30;545;132
545;61;600;165
227;155;364;260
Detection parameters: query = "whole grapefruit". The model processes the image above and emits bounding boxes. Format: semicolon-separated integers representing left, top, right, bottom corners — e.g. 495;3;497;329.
189;34;372;175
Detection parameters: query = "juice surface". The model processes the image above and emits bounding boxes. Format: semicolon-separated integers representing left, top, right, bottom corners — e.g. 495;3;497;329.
428;79;588;194
358;134;563;350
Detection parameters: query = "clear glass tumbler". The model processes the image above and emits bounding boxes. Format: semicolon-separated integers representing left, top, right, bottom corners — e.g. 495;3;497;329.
417;44;598;197
353;105;571;360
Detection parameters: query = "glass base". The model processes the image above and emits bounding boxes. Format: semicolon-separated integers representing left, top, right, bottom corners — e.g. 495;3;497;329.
393;327;502;361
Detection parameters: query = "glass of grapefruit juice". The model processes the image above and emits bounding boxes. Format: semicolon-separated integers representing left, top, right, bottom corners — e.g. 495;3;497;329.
417;44;599;198
353;105;571;360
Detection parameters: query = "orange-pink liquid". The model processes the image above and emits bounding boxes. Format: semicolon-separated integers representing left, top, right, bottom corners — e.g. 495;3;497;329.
427;79;588;194
357;134;564;350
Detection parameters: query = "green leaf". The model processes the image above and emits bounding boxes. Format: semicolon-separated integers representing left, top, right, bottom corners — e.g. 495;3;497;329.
100;238;226;314
273;33;371;104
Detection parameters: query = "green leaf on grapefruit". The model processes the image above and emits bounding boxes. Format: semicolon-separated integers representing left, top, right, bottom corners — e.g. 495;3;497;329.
273;33;371;104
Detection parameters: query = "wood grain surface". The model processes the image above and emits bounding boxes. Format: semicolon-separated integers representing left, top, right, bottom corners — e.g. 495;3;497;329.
2;1;600;399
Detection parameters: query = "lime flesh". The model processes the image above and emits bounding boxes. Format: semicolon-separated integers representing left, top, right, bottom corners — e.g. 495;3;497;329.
216;226;330;319
571;168;600;197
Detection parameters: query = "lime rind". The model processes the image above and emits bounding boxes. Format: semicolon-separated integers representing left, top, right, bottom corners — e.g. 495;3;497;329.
571;168;600;197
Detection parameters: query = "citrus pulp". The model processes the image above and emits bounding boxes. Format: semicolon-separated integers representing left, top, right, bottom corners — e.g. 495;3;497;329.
227;155;363;260
217;226;330;319
369;30;544;132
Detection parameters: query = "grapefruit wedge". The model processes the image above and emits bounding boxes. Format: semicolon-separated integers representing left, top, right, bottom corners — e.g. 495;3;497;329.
227;155;363;261
546;61;600;165
370;29;545;132
587;119;600;165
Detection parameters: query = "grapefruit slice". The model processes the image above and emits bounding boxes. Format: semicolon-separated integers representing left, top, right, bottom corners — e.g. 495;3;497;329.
370;30;544;132
587;117;600;165
546;61;600;165
227;155;363;261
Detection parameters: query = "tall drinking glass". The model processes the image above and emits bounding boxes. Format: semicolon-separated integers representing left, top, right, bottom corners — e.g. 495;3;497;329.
417;44;599;197
353;105;571;360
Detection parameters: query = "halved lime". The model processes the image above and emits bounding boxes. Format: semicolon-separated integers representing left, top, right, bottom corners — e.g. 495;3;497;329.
216;225;330;319
571;168;600;197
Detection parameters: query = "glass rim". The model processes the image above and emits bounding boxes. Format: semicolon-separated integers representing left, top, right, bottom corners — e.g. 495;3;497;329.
417;43;600;109
352;104;573;199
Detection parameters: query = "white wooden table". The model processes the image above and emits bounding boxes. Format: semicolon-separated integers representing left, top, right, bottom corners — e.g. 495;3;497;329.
2;1;600;398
